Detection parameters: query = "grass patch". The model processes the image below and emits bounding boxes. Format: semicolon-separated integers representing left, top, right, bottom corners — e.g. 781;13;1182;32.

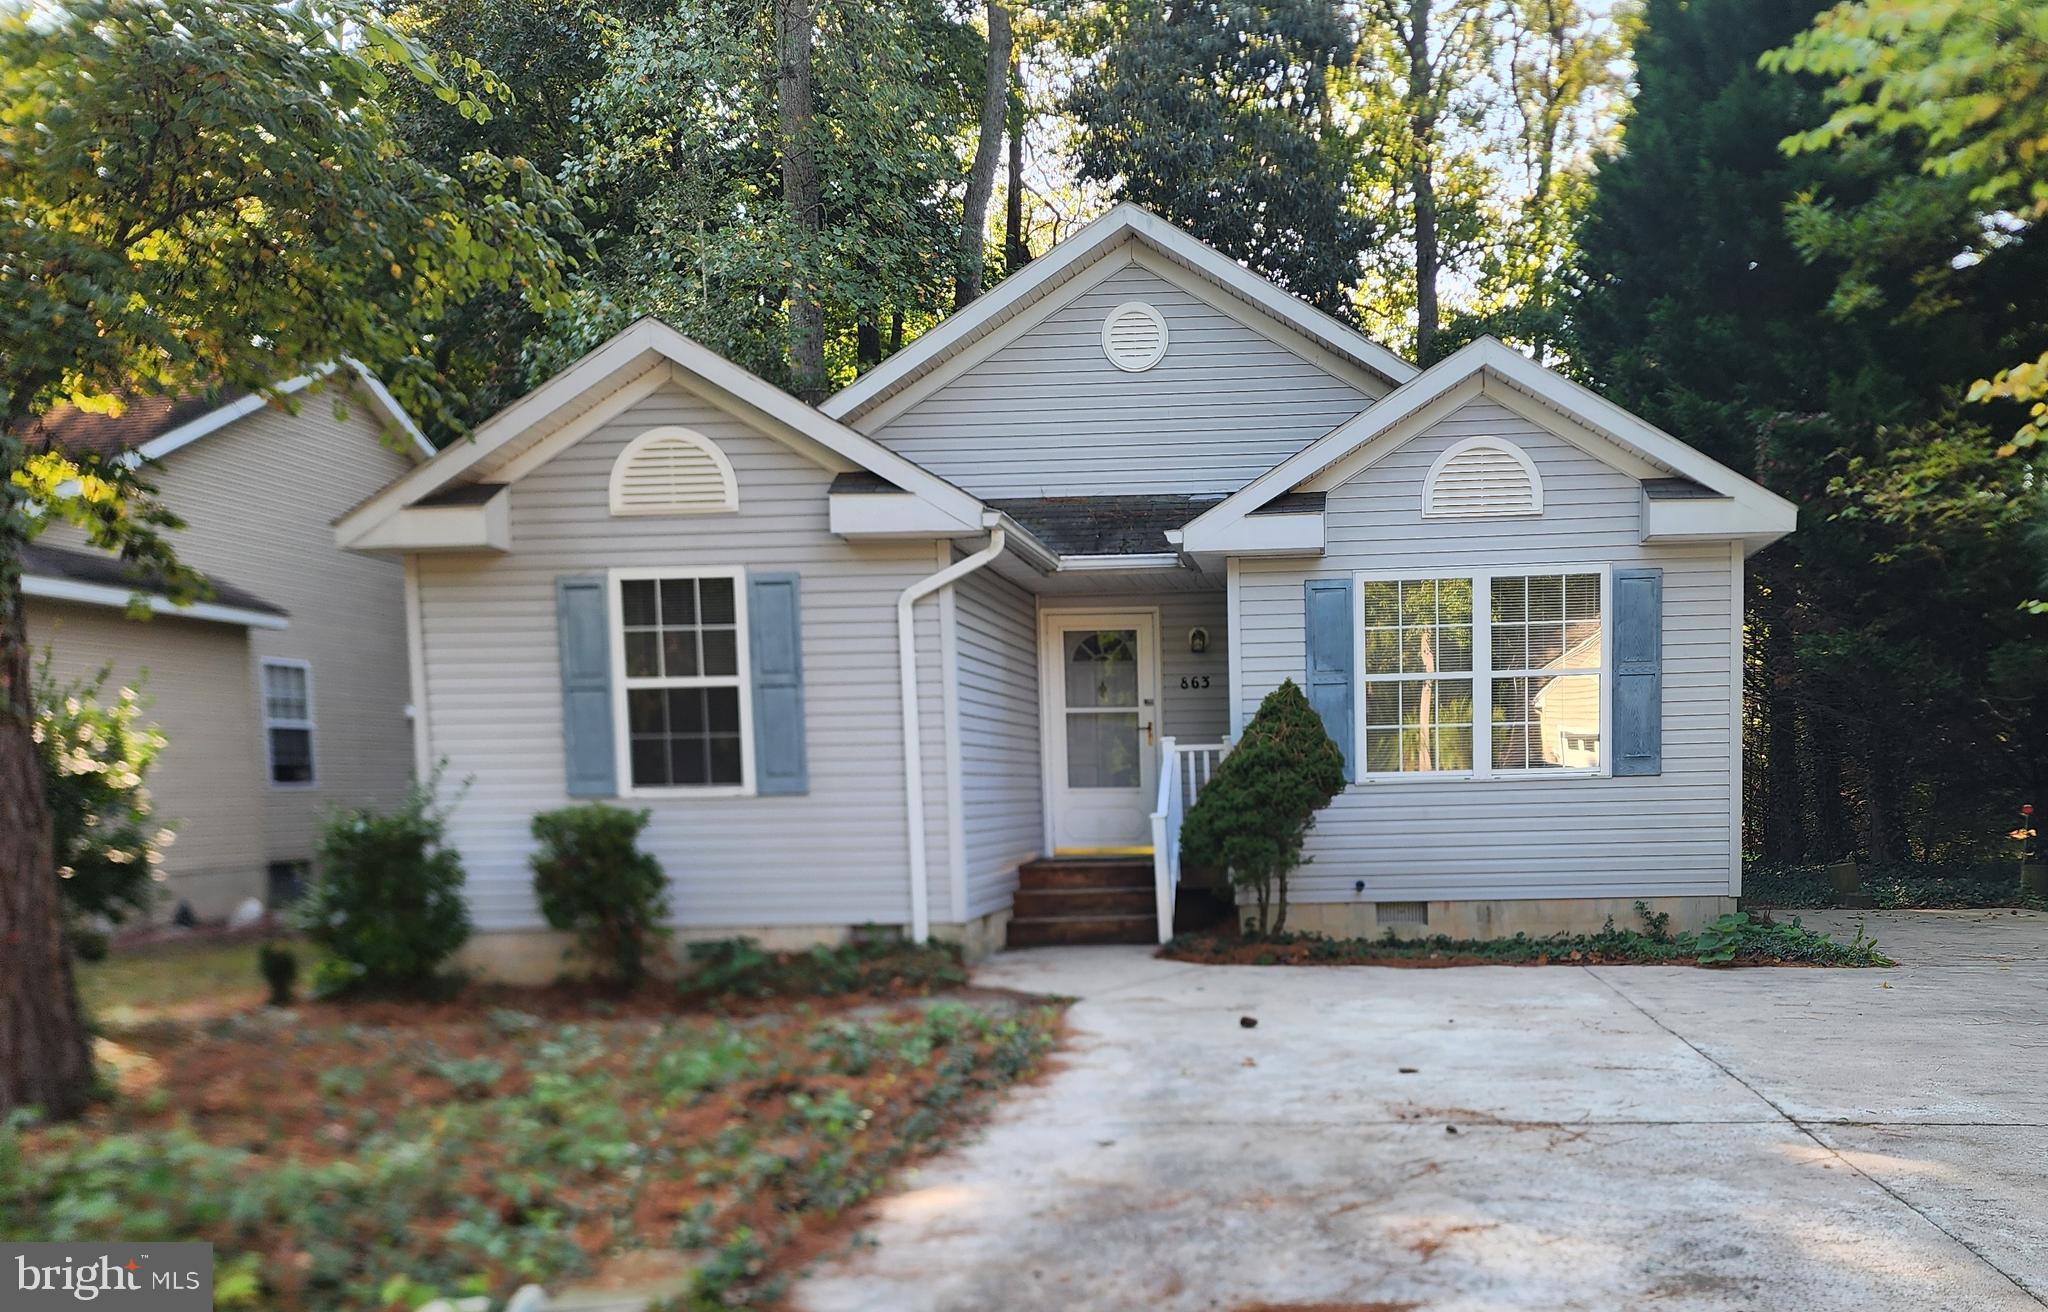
1164;905;1891;968
19;945;1059;1311
678;935;968;1002
1743;861;2044;911
77;938;325;1025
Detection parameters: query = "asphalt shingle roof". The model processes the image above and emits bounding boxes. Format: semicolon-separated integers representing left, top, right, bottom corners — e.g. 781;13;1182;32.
22;541;287;619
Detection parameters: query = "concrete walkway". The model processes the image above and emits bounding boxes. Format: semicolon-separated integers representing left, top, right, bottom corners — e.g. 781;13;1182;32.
795;909;2048;1312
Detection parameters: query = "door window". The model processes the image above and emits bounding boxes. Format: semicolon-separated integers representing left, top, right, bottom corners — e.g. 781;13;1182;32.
1064;629;1141;788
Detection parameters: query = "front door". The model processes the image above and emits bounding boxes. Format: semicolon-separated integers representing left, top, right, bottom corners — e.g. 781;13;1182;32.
1042;610;1160;853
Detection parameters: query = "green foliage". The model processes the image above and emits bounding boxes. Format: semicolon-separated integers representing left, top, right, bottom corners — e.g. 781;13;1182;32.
1180;680;1346;935
680;936;967;1001
1744;860;2048;911
31;659;171;931
1067;0;1377;315
529;803;671;990
0;999;1057;1310
1764;0;2048;454
296;780;472;997
1166;903;1890;967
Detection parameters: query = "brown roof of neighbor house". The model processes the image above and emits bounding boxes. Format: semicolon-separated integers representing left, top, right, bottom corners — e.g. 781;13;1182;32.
986;494;1221;556
22;541;287;618
24;389;249;459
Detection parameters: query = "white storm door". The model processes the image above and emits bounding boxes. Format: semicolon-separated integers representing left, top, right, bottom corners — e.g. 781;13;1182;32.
1042;611;1160;852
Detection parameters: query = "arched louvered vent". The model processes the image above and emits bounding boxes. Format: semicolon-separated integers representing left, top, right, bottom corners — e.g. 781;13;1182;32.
1101;302;1169;372
608;427;739;517
1422;437;1542;519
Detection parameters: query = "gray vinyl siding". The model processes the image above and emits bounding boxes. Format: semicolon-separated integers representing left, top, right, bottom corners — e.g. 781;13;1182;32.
865;263;1383;497
24;600;268;919
1236;399;1738;902
415;380;954;932
953;568;1041;919
135;392;419;866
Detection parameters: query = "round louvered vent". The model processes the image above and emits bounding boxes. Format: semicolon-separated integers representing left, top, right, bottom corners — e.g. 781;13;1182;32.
608;427;739;517
1101;302;1169;372
1422;438;1542;519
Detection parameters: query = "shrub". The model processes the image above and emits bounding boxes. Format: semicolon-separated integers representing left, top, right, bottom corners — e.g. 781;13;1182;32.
32;658;175;933
1179;679;1347;934
529;803;670;989
296;778;471;996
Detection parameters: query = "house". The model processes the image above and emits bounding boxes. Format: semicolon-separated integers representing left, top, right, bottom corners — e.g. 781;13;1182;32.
24;365;428;920
336;205;1795;975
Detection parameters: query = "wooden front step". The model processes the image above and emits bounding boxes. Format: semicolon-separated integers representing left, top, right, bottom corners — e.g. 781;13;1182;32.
1009;856;1158;947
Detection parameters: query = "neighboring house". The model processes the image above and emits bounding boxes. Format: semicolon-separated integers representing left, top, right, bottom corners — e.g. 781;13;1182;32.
23;366;427;919
336;205;1795;976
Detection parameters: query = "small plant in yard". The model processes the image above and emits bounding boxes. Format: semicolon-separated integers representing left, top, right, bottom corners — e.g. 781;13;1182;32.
1164;902;1890;967
32;658;175;940
1179;679;1347;934
257;943;298;1006
680;935;967;1001
529;802;671;989
295;775;471;997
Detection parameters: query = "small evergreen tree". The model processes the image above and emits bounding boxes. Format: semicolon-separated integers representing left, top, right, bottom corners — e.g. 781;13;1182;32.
297;777;472;997
1180;680;1347;934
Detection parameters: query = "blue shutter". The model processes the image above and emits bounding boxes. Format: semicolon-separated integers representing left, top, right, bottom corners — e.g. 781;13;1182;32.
1611;567;1663;776
748;571;808;795
556;576;617;797
1303;578;1355;773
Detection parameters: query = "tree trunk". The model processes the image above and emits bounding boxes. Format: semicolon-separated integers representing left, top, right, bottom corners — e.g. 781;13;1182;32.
775;0;827;403
856;314;882;370
1004;56;1030;274
1406;0;1441;363
956;0;1011;309
0;521;96;1120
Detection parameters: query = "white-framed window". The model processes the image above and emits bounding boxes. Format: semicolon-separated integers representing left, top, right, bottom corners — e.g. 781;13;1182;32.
260;659;316;786
609;567;753;795
1354;566;1608;781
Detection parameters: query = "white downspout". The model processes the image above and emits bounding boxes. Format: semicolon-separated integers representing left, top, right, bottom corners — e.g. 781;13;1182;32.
899;523;1007;942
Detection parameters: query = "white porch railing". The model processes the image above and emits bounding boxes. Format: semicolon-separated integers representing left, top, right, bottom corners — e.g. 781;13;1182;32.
1150;737;1232;944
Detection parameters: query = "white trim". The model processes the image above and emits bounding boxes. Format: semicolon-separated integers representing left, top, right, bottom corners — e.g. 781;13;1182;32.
1181;337;1797;554
21;574;289;629
1058;552;1182;571
128;360;432;465
821;203;1415;424
1226;556;1245;738
490;365;673;489
1421;436;1543;520
900;529;1009;941
938;549;969;926
1036;604;1164;854
606;425;740;517
403;555;432;781
337;319;985;548
1349;565;1611;785
1729;541;1745;896
259;658;317;789
1101;301;1169;372
605;565;756;799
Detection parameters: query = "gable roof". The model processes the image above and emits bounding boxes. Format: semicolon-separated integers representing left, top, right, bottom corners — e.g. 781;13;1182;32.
24;361;431;465
819;204;1417;426
336;318;987;546
1177;336;1797;552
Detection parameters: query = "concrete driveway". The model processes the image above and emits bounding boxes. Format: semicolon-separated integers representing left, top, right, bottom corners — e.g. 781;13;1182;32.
796;909;2048;1312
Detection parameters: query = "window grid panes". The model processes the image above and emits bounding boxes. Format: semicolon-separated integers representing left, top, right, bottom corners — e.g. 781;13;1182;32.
1357;572;1604;779
1064;629;1141;789
1490;573;1602;772
619;576;745;788
261;662;314;785
1360;578;1474;774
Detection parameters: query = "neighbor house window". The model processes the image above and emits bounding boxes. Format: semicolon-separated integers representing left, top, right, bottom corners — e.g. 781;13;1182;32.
1357;569;1605;780
616;571;749;790
261;660;315;785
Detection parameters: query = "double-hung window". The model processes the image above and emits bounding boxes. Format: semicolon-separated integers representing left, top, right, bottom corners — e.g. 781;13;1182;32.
261;659;316;786
614;569;751;791
1357;569;1606;779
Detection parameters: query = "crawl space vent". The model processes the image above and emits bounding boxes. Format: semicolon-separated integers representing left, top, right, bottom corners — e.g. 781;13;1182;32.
1376;901;1430;927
